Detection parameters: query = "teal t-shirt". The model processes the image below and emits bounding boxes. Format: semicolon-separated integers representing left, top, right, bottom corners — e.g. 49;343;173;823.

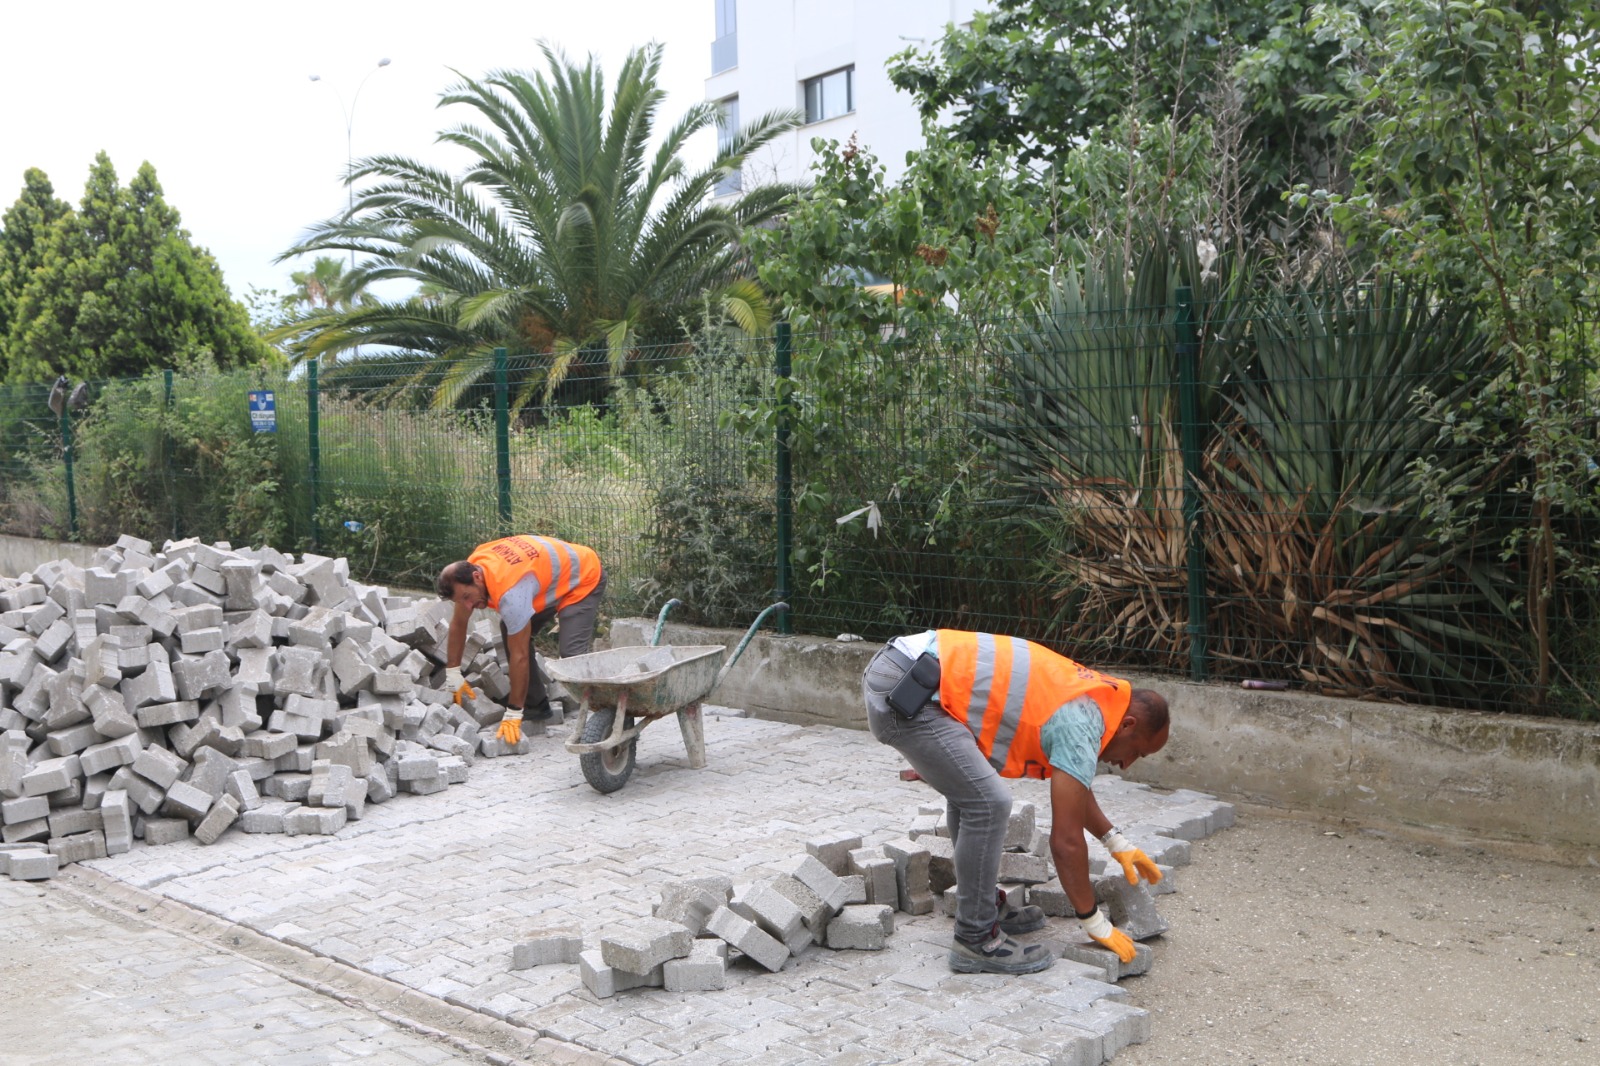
1037;695;1105;789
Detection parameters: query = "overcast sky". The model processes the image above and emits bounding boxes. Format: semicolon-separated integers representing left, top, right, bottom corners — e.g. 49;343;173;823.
0;0;717;302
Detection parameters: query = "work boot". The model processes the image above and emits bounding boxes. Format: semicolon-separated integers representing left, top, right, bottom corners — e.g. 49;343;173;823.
997;888;1046;935
947;924;1054;975
526;699;555;723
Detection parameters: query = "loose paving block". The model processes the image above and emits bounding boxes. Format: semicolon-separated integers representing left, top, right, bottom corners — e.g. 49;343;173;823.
1029;879;1073;917
777;853;853;913
240;730;297;760
579;949;665;998
511;928;584;969
1058;933;1155;982
1093;873;1169;940
239;800;295;834
998;850;1055;885
161;781;213;821
365;768;396;804
664;946;727;992
600;916;693;975
839;874;867;905
2;795;48;825
194;793;240;844
110;769;165;816
705;905;789;973
806;832;863;875
2;818;49;843
142;817;190;846
653;881;725;936
477;728;535;758
84;685;138;738
122;657;176;708
395;752;439;782
881;838;936;915
307;761;354;808
46;807;102;837
173;650;231;701
179;627;225;654
284;805;346;835
1126;831;1191;869
185;747;235;799
921;833;957;895
132;745;186;789
81;638;121;689
315;729;372;777
730;880;810;951
48;829;107;864
437;755;469;784
826;904;894;950
7;850;59;880
136;699;200;729
47;721;102;757
21;756;81;797
101;791;132;854
224;769;261;811
769;875;831;933
1005;800;1037;850
273;646;325;697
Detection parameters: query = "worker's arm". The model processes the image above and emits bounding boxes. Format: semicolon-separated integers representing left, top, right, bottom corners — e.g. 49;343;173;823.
496;621;530;745
1049;770;1138;962
443;600;476;704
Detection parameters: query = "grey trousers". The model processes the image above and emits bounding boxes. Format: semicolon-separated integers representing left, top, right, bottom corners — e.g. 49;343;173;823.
863;644;1011;943
518;571;606;707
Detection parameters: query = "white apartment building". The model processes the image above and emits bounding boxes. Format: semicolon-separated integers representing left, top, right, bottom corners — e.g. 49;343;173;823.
705;0;986;195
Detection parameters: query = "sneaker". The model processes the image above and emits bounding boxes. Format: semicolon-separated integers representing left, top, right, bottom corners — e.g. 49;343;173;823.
997;890;1047;936
948;925;1054;975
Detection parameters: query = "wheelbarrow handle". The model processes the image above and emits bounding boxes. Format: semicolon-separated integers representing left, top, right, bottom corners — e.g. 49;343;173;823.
650;599;684;647
715;602;789;688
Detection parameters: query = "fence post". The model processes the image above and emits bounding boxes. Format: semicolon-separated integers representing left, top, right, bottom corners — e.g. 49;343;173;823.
308;358;321;551
1175;287;1208;681
774;322;793;634
493;347;512;530
162;368;176;539
59;404;78;540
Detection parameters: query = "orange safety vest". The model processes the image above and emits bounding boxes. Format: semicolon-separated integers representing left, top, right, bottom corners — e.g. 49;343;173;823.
469;535;602;615
935;630;1130;780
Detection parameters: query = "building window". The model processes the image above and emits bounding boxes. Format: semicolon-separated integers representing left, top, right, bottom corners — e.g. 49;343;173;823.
803;66;854;124
712;0;737;74
716;96;742;196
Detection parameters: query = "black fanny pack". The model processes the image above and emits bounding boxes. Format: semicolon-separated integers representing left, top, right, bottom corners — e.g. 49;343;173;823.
887;651;941;719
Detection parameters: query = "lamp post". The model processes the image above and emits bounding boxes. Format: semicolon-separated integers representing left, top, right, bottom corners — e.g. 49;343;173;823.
309;58;392;271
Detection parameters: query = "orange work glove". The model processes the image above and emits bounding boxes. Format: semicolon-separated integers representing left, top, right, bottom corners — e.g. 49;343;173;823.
1079;906;1137;963
497;708;524;746
444;666;476;706
1101;829;1163;886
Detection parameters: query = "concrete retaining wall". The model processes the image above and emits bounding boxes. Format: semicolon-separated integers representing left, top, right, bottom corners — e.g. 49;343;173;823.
611;618;1600;860
0;532;98;576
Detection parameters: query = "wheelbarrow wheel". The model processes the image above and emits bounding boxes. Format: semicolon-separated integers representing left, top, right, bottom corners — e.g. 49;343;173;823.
579;709;637;794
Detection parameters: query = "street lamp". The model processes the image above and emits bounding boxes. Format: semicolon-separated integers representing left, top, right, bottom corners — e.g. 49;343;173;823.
309;58;392;270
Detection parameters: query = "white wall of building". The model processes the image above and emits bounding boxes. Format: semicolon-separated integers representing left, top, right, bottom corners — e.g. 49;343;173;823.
705;0;985;193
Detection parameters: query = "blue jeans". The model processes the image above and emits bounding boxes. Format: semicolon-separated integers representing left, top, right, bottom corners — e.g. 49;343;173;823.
863;645;1012;943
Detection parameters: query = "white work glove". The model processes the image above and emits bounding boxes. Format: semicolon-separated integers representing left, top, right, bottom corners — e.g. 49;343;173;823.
1079;906;1136;963
444;666;475;705
1101;828;1163;886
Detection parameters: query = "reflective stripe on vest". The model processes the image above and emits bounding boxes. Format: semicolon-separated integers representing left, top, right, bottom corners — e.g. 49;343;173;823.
469;535;600;615
936;630;1131;779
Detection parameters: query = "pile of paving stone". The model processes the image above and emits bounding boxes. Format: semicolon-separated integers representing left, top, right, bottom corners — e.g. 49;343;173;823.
0;536;530;882
514;797;1192;996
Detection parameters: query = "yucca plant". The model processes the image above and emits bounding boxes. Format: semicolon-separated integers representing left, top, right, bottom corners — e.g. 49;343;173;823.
978;234;1246;662
1205;280;1525;701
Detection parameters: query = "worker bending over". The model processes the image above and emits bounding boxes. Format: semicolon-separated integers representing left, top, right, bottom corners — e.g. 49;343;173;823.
863;629;1169;975
435;535;605;744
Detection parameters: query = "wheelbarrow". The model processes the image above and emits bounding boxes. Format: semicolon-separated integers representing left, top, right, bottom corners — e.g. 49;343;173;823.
544;600;788;794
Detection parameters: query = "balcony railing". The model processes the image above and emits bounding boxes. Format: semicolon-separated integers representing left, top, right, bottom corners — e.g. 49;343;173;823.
711;32;737;74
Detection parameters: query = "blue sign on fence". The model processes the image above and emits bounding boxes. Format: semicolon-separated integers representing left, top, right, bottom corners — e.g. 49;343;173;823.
248;390;277;434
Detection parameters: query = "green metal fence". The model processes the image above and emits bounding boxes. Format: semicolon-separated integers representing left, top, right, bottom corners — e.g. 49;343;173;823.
1;289;1595;718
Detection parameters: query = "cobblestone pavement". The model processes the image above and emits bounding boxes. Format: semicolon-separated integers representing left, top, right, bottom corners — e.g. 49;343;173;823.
0;878;487;1065
57;712;1232;1065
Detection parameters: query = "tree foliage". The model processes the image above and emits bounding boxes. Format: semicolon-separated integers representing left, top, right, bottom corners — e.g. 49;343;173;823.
0;169;72;354
0;153;265;383
1298;0;1600;701
277;43;801;409
887;0;1372;236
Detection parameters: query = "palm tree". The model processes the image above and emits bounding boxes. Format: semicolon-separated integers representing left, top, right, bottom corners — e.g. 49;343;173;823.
276;43;800;407
282;256;370;314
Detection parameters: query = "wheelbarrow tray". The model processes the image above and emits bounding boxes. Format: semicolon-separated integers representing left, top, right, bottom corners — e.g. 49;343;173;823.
543;645;726;719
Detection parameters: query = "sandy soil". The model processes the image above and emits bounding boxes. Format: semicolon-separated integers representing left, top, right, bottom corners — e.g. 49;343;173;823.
1116;808;1599;1066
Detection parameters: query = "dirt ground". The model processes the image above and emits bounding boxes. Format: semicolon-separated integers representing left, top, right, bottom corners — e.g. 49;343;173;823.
1115;807;1599;1066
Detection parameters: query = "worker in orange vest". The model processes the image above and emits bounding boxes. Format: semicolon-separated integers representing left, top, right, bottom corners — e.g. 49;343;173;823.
435;535;606;745
863;629;1169;975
